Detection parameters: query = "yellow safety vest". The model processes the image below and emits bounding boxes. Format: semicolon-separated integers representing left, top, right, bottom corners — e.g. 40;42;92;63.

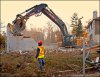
38;46;45;58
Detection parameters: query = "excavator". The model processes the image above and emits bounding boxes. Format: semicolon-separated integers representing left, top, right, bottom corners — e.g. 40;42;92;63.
8;3;76;47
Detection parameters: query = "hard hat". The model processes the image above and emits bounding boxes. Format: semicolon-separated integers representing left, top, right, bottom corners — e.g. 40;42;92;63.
38;40;42;45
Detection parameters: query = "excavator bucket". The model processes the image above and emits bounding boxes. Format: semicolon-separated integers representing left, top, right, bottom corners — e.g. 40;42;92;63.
7;23;23;36
7;23;13;33
8;15;27;36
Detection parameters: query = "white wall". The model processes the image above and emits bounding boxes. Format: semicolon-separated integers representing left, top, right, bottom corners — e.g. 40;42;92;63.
7;26;38;51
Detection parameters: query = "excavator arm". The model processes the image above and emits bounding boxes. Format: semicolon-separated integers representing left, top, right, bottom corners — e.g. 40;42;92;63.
8;3;74;46
8;3;68;37
42;8;68;37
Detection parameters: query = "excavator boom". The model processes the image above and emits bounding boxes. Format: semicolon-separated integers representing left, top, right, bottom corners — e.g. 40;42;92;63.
8;3;74;46
10;3;68;37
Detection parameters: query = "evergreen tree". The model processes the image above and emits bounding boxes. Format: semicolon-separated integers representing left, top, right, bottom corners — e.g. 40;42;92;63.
76;18;83;37
71;13;78;35
71;13;83;37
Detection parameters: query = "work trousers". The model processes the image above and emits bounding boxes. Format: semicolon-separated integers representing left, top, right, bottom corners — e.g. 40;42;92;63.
38;58;45;71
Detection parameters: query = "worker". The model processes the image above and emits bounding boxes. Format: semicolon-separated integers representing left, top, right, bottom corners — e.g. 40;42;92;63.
35;40;45;71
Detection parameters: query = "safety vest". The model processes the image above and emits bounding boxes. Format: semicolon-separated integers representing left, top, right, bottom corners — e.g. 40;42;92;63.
38;46;45;58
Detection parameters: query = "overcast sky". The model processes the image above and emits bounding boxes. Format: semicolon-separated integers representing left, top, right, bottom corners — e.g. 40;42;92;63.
1;1;99;32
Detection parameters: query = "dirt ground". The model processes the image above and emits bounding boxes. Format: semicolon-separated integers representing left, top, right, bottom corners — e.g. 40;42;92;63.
0;49;100;77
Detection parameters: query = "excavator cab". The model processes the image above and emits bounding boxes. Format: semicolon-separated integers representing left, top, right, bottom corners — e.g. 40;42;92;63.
65;35;76;47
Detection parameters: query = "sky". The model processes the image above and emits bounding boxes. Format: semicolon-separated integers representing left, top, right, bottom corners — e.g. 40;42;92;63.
1;1;100;32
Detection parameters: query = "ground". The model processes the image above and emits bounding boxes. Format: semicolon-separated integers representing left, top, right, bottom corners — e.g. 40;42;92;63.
0;48;100;77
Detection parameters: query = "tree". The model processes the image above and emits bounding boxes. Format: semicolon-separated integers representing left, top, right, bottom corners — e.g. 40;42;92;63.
0;22;6;51
71;13;83;37
22;27;44;42
76;18;83;37
46;21;55;43
54;30;63;42
0;33;5;51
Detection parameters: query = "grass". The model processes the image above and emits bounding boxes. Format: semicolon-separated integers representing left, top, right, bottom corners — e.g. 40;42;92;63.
0;50;99;77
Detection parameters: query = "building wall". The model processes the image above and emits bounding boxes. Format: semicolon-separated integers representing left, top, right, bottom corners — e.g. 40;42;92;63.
94;20;100;44
95;20;100;34
95;34;100;44
87;18;100;45
92;20;96;41
7;26;38;51
87;22;94;41
7;35;37;51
